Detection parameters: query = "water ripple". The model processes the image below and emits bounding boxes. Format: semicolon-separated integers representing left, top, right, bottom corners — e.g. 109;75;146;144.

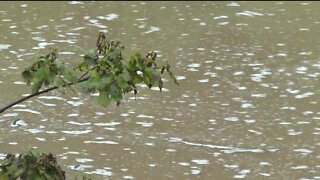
67;121;91;126
62;129;92;135
168;137;278;153
97;13;119;21
13;109;40;115
84;140;118;145
0;44;12;50
90;169;112;176
236;11;264;17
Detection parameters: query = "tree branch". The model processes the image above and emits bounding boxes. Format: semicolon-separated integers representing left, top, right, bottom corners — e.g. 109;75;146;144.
0;76;90;114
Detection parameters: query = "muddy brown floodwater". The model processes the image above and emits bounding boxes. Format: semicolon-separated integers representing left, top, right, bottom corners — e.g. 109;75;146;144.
0;1;320;179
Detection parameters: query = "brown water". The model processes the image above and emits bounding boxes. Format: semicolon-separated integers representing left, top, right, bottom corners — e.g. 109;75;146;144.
0;1;320;179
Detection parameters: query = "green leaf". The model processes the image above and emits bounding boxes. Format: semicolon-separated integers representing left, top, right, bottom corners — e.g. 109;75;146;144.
37;65;49;80
84;49;98;62
31;79;43;94
97;90;110;106
115;75;129;89
131;72;143;84
90;69;101;79
54;77;66;94
79;62;88;72
109;85;123;103
146;58;154;67
27;148;42;159
120;69;131;82
47;71;57;85
22;69;32;85
143;67;156;88
54;60;63;69
12;166;24;178
99;76;112;89
61;65;78;83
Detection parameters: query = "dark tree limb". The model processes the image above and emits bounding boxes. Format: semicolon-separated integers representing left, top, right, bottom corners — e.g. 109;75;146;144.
0;76;89;114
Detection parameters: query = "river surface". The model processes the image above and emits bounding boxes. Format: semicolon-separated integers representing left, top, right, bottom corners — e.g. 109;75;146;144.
0;1;320;179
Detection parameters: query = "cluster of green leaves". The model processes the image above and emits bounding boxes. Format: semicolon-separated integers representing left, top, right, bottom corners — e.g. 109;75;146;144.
21;48;78;94
20;32;178;107
79;33;179;106
0;149;65;180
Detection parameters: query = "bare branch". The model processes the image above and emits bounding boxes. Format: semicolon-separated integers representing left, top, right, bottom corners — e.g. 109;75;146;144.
0;76;89;114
